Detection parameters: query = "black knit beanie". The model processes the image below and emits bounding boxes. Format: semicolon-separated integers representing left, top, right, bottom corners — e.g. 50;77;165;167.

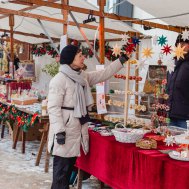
60;45;79;65
175;34;189;46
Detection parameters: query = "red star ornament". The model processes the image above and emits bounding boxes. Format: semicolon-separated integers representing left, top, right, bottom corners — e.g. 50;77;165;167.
125;43;135;54
161;44;172;55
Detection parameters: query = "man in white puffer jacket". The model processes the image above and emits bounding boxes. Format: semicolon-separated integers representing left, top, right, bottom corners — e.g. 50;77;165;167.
48;45;128;189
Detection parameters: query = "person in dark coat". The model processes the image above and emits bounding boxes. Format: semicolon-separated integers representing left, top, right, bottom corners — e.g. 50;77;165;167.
167;34;189;128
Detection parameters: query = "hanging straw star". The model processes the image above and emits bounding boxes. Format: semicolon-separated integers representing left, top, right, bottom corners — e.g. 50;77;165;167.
136;59;147;70
173;43;187;60
157;35;167;46
161;44;172;55
125;43;135;54
132;36;141;46
121;33;130;44
181;29;189;41
164;59;175;74
142;47;154;58
112;43;122;57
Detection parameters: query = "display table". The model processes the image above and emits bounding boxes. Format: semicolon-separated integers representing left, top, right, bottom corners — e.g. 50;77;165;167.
76;130;189;189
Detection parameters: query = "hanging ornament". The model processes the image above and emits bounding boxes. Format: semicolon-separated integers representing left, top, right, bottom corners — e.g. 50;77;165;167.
125;43;135;54
157;52;163;65
181;29;189;41
161;44;172;55
132;36;141;46
152;35;159;45
112;43;122;57
164;59;175;74
157;35;167;46
121;33;130;44
173;43;187;60
136;59;147;70
142;47;154;58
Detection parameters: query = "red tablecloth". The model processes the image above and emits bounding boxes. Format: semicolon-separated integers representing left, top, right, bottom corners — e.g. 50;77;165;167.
76;131;189;189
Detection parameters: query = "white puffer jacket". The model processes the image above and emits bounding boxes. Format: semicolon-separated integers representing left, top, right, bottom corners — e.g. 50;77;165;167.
47;59;123;157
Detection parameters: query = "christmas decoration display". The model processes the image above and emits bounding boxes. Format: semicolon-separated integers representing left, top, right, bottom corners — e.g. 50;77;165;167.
164;59;175;73
112;43;122;57
136;59;147;70
173;43;187;60
142;47;154;58
161;44;172;55
121;33;130;43
132;36;141;46
31;44;59;58
0;103;38;132
181;29;189;41
157;35;167;46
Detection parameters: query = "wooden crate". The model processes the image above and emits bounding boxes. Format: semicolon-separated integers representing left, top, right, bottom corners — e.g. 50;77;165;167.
12;98;38;105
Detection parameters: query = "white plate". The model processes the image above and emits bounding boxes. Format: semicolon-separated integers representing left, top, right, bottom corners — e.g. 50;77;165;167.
169;151;189;161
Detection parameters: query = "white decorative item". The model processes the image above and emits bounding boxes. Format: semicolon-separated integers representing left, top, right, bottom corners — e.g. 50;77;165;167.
164;135;175;146
164;59;175;74
121;33;130;44
181;29;189;41
112;43;122;57
136;59;147;70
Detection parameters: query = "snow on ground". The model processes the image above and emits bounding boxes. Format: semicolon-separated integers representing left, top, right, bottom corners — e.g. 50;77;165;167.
0;127;105;189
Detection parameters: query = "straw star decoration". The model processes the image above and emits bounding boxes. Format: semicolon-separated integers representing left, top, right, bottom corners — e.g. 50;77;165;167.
164;59;175;74
121;33;130;43
161;44;172;55
112;43;122;57
182;29;189;41
157;35;167;46
164;135;175;146
142;47;154;58
132;36;141;46
136;59;147;70
173;43;187;60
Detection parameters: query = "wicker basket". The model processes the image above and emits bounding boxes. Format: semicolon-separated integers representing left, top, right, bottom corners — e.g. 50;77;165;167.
111;123;145;143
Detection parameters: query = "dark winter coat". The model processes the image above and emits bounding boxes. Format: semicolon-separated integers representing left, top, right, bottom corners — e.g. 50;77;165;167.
167;54;189;120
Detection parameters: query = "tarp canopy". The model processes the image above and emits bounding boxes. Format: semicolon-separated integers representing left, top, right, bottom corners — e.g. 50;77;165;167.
0;0;138;44
127;0;189;27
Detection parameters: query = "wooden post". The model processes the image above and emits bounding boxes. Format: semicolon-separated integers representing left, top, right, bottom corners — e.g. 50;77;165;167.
61;0;69;43
135;33;139;106
98;0;106;64
124;61;131;126
9;14;14;78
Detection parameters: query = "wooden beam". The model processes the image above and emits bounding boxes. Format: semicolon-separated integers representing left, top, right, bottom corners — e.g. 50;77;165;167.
14;0;185;33
0;7;138;36
0;28;59;41
0;0;59;20
1;37;31;45
98;0;106;64
62;0;69;36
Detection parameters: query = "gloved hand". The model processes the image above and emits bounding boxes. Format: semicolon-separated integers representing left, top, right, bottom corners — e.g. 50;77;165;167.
119;53;130;65
56;132;66;145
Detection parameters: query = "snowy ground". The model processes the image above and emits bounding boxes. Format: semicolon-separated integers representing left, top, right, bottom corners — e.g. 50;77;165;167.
0;127;104;189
